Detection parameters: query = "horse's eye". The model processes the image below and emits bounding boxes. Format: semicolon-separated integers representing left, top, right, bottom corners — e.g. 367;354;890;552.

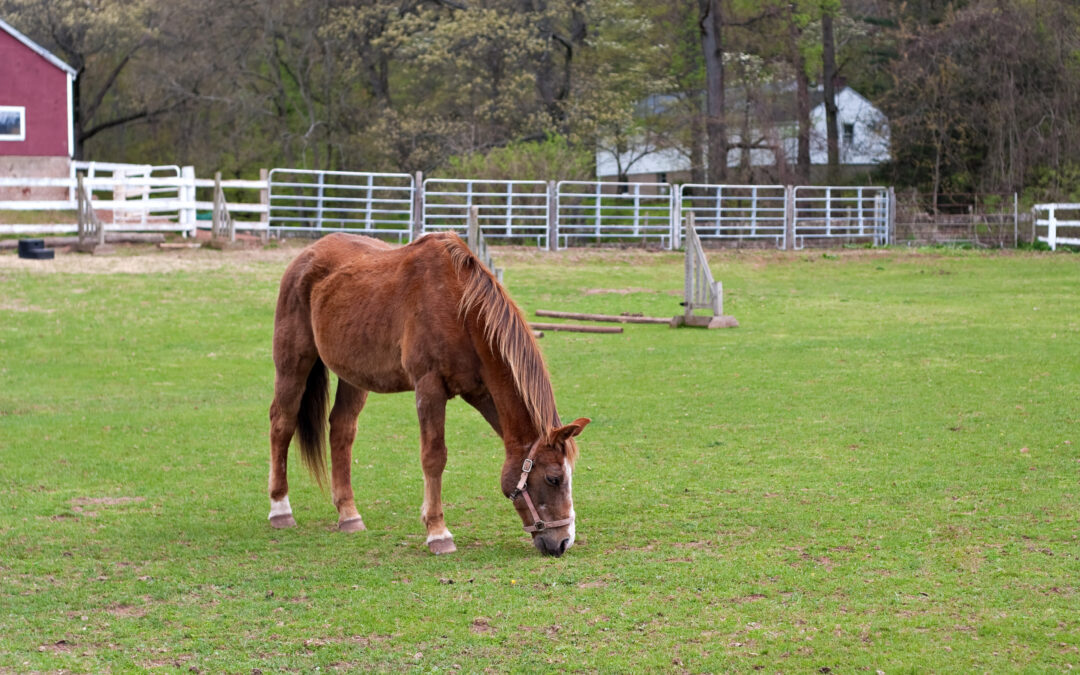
545;475;562;487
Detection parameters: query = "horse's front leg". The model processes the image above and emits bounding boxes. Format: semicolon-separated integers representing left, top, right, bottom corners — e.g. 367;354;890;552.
415;375;455;555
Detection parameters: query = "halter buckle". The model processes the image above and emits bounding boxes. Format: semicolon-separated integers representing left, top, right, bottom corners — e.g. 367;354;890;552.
521;458;534;473
533;520;545;532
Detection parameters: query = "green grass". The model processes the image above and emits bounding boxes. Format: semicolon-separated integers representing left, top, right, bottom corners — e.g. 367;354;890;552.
1;245;1078;672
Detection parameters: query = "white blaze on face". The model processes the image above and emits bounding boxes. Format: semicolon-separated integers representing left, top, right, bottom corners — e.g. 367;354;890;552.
564;459;576;548
269;496;292;519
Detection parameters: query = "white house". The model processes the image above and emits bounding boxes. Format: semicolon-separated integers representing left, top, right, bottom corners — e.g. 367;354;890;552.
596;85;890;182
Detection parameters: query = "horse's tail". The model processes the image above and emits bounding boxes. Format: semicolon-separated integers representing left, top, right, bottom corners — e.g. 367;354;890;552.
296;356;330;489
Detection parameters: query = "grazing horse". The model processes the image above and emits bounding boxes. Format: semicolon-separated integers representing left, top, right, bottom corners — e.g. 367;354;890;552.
267;232;589;556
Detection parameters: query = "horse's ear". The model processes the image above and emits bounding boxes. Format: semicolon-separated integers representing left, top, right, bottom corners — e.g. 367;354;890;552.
549;418;591;445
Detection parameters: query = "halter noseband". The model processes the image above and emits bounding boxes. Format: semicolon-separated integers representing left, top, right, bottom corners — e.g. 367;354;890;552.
508;438;574;534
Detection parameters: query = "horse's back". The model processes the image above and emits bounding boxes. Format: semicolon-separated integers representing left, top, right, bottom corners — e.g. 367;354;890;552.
276;232;475;394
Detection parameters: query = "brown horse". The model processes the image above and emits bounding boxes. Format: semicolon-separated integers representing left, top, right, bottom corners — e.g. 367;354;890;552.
267;231;589;556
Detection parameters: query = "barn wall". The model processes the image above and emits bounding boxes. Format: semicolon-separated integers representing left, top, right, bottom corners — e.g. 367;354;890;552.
0;156;71;200
0;28;70;158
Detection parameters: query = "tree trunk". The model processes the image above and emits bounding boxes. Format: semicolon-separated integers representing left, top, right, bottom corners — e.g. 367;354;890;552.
822;9;839;181
689;92;706;184
700;0;727;184
788;9;810;183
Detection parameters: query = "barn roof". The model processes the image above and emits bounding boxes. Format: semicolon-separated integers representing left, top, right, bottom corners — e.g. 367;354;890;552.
0;17;78;77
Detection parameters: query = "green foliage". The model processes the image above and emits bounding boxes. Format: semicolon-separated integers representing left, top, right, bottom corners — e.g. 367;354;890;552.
1023;162;1080;204
443;135;593;182
1;247;1079;671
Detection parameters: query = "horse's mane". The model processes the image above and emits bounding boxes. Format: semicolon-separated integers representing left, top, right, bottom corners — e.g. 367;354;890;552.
442;235;568;450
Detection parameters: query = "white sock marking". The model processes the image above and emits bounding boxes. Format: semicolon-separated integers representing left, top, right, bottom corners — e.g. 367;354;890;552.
268;496;292;520
425;528;453;544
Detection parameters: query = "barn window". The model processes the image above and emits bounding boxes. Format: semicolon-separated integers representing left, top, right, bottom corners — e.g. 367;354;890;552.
842;122;855;148
0;106;25;141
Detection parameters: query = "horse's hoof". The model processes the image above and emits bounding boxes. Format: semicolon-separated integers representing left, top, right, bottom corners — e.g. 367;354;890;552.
269;513;296;529
338;516;366;533
427;537;457;555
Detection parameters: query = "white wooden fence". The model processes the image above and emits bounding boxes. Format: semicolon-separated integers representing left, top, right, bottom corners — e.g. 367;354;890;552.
1032;204;1080;250
0;164;268;236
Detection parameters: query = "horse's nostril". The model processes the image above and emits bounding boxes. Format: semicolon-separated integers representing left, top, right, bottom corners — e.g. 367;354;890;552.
558;538;570;555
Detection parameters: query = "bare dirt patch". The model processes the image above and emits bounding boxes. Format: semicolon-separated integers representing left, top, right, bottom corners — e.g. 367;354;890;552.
470;618;494;634
0;243;303;275
106;603;149;618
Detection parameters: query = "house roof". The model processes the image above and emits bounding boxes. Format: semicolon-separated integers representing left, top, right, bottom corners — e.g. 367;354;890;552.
0;17;78;77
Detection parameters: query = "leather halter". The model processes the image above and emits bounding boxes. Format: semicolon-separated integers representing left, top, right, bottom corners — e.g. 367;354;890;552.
508;438;574;534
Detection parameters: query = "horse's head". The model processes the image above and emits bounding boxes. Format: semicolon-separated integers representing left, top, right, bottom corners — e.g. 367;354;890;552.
503;418;590;557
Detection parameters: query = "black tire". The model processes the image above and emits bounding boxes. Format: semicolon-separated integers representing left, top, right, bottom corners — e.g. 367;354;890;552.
17;239;45;258
23;247;55;260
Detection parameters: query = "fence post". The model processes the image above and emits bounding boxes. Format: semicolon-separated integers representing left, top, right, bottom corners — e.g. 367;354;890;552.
547;181;558;251
1048;206;1058;251
411;171;424;241
212;171;222;240
671;186;682;250
784;185;795;250
684;211;694;322
259;168;269;243
888;186;896;246
468;205;480;251
1013;192;1018;249
180;166;197;237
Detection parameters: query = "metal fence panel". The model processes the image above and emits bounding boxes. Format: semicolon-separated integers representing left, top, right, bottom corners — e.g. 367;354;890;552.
556;181;673;248
679;184;786;248
793;186;889;247
422;179;548;245
268;169;414;240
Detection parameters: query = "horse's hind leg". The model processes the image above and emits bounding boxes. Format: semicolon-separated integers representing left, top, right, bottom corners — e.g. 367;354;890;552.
268;370;306;528
415;374;455;554
267;340;319;528
329;380;368;532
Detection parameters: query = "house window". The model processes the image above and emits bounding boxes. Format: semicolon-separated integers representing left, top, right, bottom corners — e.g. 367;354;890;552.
0;106;26;141
842;122;855;148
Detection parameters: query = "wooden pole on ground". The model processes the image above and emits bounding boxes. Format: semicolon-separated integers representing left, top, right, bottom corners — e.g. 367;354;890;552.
530;322;623;334
535;310;669;325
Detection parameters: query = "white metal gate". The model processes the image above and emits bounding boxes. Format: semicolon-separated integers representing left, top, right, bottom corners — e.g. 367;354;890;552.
793;186;889;247
267;169;414;239
422;178;548;245
555;181;673;248
678;184;787;248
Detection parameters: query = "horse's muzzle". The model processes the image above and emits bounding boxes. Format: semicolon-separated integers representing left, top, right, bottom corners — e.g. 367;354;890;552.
535;535;572;557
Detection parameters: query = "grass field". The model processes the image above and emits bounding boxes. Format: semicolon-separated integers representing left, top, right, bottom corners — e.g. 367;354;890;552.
1;244;1078;673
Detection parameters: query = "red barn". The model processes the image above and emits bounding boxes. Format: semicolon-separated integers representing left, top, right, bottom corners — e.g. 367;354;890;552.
0;17;77;194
